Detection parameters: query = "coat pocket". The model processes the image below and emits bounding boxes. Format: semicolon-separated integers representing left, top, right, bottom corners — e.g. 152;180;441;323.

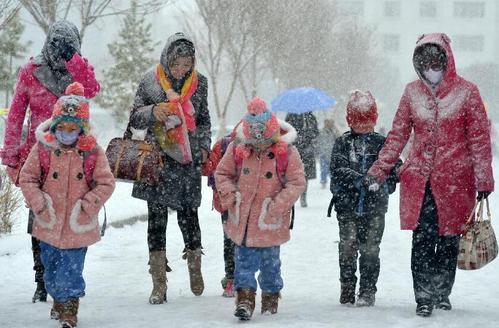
69;200;99;234
33;192;57;230
227;192;241;225
258;198;284;231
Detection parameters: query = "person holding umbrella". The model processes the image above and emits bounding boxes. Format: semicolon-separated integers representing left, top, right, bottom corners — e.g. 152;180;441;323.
285;112;319;207
272;87;335;207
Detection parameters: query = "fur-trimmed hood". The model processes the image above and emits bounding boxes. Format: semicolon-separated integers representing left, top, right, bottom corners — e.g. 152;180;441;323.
236;118;297;145
35;118;97;152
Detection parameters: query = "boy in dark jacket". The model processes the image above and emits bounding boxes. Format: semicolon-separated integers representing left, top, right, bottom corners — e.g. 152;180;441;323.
329;91;401;307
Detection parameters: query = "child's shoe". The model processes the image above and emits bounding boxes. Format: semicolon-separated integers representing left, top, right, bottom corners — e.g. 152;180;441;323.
434;297;452;310
234;288;256;320
59;298;79;328
50;302;63;320
415;303;433;317
32;282;47;303
356;292;375;307
222;278;235;297
261;292;280;314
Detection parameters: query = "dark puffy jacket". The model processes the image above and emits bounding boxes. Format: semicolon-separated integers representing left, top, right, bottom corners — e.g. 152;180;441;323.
329;131;401;216
126;33;211;210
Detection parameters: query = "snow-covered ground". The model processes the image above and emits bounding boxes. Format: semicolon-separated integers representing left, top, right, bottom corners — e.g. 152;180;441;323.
1;163;498;328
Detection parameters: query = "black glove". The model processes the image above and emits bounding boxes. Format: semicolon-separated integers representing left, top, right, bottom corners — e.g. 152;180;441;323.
477;191;492;201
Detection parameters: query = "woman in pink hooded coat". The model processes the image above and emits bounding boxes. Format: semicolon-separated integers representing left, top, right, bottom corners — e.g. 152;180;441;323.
215;97;305;320
0;20;100;302
366;33;494;317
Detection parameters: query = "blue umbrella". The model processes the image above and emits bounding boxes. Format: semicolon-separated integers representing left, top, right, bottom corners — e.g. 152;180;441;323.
271;87;336;113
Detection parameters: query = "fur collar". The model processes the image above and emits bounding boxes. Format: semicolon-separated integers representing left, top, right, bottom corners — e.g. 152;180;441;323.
35;118;97;152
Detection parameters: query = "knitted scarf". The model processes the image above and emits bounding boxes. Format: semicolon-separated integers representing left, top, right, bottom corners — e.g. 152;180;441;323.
153;64;199;164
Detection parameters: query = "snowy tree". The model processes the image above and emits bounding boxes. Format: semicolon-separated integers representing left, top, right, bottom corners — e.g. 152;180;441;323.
96;0;157;122
180;0;271;137
0;0;21;30
19;0;169;40
0;12;30;107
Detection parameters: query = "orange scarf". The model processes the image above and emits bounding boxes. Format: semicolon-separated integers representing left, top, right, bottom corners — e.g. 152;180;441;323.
156;64;198;131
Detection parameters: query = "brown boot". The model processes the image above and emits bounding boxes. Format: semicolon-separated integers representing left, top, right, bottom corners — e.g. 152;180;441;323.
59;298;79;328
182;248;204;296
261;292;280;314
50;301;64;320
234;288;256;320
148;250;169;304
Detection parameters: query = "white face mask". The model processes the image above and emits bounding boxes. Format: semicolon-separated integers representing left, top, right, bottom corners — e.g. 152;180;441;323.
423;69;443;85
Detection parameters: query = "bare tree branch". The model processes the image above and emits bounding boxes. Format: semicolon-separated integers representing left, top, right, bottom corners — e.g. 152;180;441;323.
0;0;21;30
19;0;172;39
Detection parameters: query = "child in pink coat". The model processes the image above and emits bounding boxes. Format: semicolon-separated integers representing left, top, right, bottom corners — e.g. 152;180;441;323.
215;97;305;320
19;82;115;328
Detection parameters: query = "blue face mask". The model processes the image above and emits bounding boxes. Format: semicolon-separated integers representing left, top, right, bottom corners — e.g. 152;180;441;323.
55;130;80;145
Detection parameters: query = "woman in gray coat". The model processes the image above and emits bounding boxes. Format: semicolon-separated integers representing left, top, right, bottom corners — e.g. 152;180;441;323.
126;32;211;303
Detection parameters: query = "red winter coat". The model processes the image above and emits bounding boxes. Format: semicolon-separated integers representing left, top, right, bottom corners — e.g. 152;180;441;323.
368;33;494;235
1;54;100;170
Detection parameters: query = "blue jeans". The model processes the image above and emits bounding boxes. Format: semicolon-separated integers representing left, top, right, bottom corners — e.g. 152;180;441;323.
39;242;87;302
320;154;330;184
234;245;283;293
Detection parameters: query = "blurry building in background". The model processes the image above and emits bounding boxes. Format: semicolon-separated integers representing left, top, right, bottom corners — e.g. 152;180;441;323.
336;0;499;82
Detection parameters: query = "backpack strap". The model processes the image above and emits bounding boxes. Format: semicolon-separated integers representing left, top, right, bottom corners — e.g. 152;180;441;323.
80;149;99;188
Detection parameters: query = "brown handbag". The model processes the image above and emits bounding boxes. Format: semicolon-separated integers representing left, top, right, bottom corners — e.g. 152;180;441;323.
105;132;164;185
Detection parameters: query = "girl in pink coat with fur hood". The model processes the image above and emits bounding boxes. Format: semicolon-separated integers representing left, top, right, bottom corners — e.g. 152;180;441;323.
19;82;115;328
215;97;305;321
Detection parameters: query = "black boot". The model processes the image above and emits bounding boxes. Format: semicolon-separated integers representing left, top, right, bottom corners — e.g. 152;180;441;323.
32;282;47;303
339;284;355;305
434;296;452;310
416;303;433;317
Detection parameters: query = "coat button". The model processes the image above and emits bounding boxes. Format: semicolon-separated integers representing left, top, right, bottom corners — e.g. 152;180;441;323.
54;149;61;157
52;172;58;179
77;172;84;180
425;145;434;154
268;152;275;159
265;171;273;179
243;168;250;175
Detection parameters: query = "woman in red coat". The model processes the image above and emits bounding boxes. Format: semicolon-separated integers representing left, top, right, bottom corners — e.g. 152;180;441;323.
366;33;494;317
0;20;100;303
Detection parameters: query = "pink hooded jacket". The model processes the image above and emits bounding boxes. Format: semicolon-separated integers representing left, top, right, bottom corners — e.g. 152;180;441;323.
19;120;115;249
215;120;306;247
368;33;494;235
1;54;100;170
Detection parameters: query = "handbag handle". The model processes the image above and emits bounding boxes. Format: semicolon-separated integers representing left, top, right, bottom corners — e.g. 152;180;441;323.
465;198;492;226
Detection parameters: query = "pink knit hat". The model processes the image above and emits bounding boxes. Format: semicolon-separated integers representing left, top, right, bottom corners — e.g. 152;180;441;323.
241;97;280;145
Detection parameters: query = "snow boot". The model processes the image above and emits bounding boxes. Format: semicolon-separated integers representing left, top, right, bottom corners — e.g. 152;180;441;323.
234;288;256;320
434;297;452;310
183;248;204;296
356;292;375;307
339;285;355;305
415;303;433;317
59;298;79;328
32;281;47;303
148;251;170;304
51;301;64;320
261;292;280;314
221;278;235;298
